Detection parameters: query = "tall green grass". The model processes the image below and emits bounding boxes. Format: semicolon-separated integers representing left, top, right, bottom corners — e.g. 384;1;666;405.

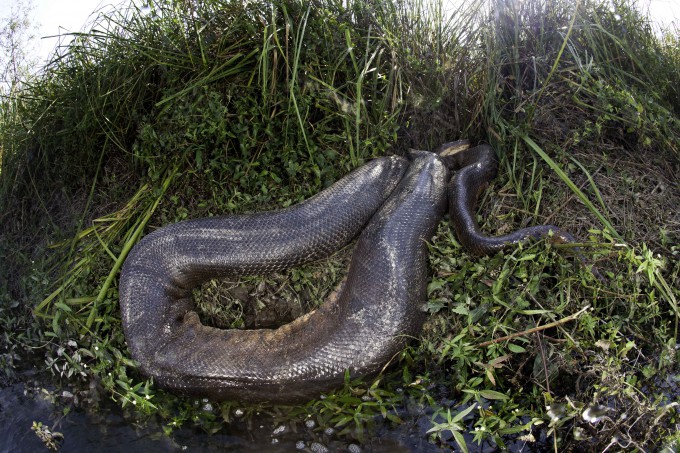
1;0;679;450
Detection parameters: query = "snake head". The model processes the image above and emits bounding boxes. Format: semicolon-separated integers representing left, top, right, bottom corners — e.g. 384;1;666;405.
434;139;471;156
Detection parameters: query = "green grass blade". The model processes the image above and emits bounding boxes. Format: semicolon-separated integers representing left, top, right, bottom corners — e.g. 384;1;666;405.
84;165;179;331
519;134;622;240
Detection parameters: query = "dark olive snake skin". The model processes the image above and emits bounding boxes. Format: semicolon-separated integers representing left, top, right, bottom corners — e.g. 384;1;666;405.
440;143;577;255
119;144;578;403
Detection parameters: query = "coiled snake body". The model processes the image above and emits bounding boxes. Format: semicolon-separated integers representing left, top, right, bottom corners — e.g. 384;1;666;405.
119;144;575;403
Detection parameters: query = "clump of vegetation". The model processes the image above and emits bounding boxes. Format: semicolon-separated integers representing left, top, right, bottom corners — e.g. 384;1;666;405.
1;0;678;451
31;421;64;451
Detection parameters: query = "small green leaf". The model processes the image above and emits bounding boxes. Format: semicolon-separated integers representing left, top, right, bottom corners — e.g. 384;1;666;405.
427;279;445;294
479;390;509;400
452;430;469;453
451;304;469;316
386;412;403;424
55;302;72;313
452;403;478;423
517;309;551;315
515;254;536;261
508;343;527;353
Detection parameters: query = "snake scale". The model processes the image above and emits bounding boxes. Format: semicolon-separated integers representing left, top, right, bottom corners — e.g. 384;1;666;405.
119;143;578;403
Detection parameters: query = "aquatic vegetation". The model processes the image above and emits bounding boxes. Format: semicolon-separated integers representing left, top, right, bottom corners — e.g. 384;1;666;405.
0;0;678;450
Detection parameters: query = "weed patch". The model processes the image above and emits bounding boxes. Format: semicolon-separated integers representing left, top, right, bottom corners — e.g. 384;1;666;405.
0;0;678;450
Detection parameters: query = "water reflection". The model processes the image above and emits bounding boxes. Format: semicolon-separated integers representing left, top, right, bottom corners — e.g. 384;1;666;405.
0;382;445;452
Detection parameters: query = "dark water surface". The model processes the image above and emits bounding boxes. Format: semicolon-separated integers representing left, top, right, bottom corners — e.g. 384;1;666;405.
0;383;176;452
4;369;677;452
0;382;452;452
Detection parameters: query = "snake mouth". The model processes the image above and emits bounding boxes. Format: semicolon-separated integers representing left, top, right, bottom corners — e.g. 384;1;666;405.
435;139;471;156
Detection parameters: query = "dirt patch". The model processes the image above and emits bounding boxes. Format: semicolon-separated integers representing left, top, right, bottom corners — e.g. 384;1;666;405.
573;146;680;250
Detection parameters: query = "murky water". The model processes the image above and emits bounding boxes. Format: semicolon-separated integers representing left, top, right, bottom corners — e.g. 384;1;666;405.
20;376;672;452
0;382;452;452
0;383;176;452
0;380;565;452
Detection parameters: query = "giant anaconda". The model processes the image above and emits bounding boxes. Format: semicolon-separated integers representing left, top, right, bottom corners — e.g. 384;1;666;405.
119;143;579;403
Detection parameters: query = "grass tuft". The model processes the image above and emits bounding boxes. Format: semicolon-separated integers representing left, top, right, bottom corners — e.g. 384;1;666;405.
1;0;678;450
